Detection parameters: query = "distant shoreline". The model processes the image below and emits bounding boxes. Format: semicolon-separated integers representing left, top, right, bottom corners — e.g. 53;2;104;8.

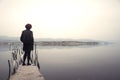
0;40;107;46
36;41;100;46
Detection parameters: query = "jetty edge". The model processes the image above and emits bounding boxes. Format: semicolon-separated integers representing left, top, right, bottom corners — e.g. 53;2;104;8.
7;43;45;80
9;65;45;80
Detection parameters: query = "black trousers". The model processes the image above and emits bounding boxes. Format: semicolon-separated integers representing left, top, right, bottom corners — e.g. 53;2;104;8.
23;50;31;64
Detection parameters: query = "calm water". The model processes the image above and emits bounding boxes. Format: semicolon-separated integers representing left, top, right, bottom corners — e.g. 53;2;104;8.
38;41;120;80
0;41;120;80
0;51;11;80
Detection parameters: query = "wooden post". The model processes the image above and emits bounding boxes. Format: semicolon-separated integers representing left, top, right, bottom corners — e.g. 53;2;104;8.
7;60;11;80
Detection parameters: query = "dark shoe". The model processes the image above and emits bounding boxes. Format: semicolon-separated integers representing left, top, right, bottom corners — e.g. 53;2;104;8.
27;63;31;65
22;63;26;66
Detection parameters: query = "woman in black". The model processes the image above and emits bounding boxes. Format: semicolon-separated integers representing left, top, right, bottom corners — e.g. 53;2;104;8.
20;23;34;65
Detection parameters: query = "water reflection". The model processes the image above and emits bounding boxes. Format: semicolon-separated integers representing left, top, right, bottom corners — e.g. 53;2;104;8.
0;51;11;80
38;42;120;80
0;41;119;80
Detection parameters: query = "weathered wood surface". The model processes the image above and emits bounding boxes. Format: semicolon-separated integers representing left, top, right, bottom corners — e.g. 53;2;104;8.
10;65;45;80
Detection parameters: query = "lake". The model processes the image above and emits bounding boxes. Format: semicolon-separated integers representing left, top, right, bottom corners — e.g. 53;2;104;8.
0;41;120;80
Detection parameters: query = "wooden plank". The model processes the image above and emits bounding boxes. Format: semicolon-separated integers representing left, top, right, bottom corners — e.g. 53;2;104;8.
10;65;45;80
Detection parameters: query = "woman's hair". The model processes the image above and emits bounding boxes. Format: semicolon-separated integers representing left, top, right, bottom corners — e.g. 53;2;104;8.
25;23;32;29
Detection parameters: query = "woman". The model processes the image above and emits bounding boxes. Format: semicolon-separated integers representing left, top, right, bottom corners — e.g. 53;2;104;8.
20;23;34;65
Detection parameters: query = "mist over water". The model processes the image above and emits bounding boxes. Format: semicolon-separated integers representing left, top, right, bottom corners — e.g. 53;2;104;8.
0;40;120;80
38;41;120;80
0;0;120;79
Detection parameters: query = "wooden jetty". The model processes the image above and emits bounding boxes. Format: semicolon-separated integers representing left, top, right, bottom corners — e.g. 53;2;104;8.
7;43;45;80
10;65;45;80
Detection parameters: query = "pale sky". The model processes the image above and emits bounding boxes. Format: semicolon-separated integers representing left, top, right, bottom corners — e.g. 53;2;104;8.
0;0;120;40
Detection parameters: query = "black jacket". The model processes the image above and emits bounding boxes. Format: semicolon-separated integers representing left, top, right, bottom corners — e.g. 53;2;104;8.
20;29;34;51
